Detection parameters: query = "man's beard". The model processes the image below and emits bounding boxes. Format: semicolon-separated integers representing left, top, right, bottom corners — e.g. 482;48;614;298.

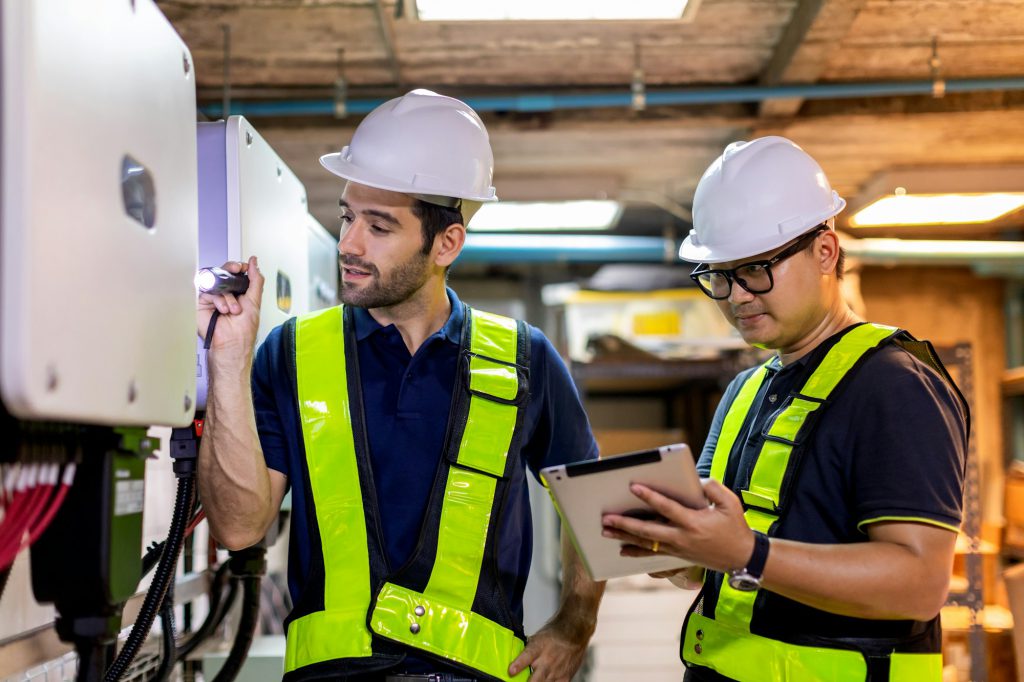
339;251;432;309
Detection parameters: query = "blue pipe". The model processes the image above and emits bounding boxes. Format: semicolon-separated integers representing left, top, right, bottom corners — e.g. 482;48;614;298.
200;77;1024;118
457;234;1024;266
459;234;679;263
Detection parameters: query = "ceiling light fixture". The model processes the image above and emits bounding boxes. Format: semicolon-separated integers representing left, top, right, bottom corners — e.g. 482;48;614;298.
469;200;622;231
846;166;1024;229
414;0;691;21
850;192;1024;227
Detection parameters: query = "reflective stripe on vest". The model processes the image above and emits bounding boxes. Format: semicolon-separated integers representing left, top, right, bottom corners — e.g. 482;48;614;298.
685;323;941;681
370;309;528;681
683;614;942;681
288;305;373;670
287;305;529;681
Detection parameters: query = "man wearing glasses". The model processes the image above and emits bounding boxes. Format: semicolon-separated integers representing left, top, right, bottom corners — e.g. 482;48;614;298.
602;136;968;681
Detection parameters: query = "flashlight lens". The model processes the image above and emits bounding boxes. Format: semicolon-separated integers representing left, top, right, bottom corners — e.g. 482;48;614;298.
196;269;218;292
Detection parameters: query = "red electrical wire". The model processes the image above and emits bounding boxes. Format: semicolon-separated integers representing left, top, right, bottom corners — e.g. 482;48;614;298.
26;464;76;546
0;466;42;569
8;469;52;565
18;467;56;534
0;464;75;570
0;469;37;550
185;508;206;537
0;483;17;567
2;467;32;527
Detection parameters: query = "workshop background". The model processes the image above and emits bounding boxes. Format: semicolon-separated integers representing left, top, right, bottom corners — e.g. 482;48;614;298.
2;0;1024;680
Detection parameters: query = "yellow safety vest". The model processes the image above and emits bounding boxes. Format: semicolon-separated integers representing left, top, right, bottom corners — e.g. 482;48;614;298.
683;323;958;682
284;304;531;681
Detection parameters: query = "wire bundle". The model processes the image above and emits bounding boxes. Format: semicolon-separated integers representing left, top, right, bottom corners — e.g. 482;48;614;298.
0;462;77;571
103;477;195;682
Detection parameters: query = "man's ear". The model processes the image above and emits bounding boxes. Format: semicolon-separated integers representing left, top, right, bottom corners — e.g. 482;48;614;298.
817;229;841;274
434;222;466;267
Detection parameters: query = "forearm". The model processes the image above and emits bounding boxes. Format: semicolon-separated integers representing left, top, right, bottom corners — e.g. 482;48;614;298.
761;534;954;621
551;531;605;640
602;482;957;624
198;351;274;549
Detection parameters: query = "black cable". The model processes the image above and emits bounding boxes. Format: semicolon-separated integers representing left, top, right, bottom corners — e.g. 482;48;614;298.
211;575;262;682
208;574;240;642
103;478;195;682
140;506;203;580
204;311;220;350
141;541;164;579
176;561;234;660
75;640;114;682
0;566;10;603
151;584;176;682
183;530;194;633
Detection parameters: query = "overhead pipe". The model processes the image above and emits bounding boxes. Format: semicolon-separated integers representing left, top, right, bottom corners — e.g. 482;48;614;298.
199;77;1024;118
845;238;1024;270
460;234;1024;269
460;234;677;263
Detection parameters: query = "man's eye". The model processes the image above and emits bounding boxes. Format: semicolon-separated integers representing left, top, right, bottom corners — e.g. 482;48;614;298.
370;224;389;234
738;264;765;277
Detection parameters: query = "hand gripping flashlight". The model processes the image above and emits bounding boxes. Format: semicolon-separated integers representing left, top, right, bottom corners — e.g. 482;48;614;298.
196;266;251;350
195;266;250;295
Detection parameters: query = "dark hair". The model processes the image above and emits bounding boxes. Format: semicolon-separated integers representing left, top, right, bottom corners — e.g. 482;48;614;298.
411;200;465;255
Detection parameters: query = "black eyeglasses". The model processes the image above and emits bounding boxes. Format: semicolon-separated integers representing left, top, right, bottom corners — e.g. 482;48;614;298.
690;227;826;300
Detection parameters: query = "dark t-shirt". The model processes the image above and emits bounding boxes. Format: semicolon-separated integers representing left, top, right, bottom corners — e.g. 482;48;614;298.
686;326;967;681
252;288;598;674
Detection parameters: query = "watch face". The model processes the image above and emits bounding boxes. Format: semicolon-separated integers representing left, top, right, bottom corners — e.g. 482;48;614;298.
727;572;761;592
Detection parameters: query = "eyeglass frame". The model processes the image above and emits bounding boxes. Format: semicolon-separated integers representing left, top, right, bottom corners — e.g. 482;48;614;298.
689;226;828;300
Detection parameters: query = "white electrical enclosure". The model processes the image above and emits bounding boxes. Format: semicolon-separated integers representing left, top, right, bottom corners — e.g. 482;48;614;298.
307;216;339;312
0;0;198;426
196;117;312;410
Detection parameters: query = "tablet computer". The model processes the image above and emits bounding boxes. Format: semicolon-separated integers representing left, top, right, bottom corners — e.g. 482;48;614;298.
540;443;706;581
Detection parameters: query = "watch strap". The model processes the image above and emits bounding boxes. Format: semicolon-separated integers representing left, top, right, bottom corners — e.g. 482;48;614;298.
746;529;770;580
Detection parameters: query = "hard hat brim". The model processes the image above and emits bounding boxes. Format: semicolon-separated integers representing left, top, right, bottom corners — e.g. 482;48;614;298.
679;197;846;264
320;153;498;203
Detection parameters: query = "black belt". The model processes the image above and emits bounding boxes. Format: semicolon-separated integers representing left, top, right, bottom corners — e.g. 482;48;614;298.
385;671;477;675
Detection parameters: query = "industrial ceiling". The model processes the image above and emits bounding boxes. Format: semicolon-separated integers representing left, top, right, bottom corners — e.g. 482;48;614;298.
158;0;1024;242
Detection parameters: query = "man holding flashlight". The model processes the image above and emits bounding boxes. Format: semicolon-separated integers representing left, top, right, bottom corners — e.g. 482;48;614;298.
197;90;603;682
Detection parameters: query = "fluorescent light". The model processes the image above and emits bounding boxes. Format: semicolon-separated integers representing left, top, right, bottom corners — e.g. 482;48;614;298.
845;238;1024;261
469;201;622;231
849;192;1024;227
416;0;689;21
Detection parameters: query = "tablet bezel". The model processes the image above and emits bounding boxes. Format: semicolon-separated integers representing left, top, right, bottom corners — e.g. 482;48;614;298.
540;443;706;581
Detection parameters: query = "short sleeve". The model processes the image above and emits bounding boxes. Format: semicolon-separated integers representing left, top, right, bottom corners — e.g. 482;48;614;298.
252;325;291;482
847;347;967;533
520;328;599;479
697;367;760;478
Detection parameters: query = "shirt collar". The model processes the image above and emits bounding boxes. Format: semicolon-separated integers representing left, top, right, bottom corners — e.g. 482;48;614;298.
767;322;865;375
350;287;464;345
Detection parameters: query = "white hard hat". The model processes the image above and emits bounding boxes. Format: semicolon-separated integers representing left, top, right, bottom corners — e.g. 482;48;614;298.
320;89;497;208
678;136;845;264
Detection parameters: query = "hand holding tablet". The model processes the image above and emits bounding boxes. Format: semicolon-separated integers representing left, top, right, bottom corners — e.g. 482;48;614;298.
540;443;707;581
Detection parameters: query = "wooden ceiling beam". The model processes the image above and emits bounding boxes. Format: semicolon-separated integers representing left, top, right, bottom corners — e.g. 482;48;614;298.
372;0;404;89
758;0;866;119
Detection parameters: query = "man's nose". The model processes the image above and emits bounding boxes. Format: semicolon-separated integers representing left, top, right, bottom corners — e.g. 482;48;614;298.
727;277;754;304
338;222;365;256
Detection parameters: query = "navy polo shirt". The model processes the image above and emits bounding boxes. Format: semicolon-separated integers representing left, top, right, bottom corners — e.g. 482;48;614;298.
686;325;967;681
252;288;598;634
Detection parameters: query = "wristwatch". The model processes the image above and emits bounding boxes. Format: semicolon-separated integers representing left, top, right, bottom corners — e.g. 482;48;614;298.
727;530;770;592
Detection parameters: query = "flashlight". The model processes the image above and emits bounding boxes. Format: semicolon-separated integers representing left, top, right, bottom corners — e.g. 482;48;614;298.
195;266;250;295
